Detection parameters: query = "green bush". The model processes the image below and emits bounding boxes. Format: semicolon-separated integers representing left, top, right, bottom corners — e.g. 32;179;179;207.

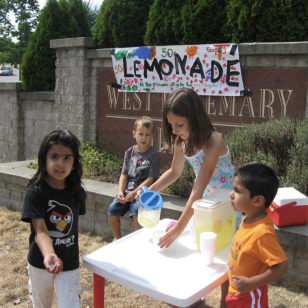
225;118;296;174
163;118;308;197
283;119;308;194
80;141;123;183
225;118;307;195
162;162;195;198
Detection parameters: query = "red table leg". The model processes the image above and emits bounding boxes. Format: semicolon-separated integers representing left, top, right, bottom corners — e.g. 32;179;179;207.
93;273;105;308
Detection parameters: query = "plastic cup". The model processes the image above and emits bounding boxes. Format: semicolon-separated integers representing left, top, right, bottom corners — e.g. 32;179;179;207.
151;229;166;251
200;232;217;266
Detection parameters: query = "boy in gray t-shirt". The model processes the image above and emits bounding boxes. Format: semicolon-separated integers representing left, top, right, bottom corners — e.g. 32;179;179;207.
108;116;160;239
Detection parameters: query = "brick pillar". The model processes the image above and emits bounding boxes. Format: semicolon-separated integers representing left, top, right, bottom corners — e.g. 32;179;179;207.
50;37;96;142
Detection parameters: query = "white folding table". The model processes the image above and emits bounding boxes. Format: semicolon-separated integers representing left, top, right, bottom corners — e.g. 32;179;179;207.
83;219;229;308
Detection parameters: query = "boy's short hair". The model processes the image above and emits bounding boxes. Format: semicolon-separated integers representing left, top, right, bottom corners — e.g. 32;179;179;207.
134;116;155;132
235;163;279;208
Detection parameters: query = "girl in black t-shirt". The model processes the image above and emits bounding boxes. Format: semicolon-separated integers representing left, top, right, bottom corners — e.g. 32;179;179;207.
22;129;86;308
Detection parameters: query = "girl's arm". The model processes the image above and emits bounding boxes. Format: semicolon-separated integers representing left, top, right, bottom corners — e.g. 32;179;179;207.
149;143;186;192
32;218;63;273
232;260;288;294
159;133;223;248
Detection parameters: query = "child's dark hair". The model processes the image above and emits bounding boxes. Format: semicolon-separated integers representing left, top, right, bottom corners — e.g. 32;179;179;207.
28;130;83;204
235;163;279;208
162;87;214;156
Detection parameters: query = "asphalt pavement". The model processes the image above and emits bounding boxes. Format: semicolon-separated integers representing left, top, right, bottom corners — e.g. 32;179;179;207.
0;68;20;82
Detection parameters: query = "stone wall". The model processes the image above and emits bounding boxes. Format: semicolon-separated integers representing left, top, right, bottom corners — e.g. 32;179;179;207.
0;85;55;162
20;92;55;159
0;161;183;238
0;83;22;162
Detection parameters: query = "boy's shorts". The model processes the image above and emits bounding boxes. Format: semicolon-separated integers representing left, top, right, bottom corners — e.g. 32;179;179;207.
107;196;139;217
226;284;268;308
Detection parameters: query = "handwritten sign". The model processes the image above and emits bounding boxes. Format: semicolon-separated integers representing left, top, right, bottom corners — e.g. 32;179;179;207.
111;44;245;96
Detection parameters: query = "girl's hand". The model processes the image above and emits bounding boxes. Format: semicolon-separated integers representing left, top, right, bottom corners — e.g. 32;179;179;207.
158;223;182;248
232;275;252;295
135;188;142;201
44;253;63;274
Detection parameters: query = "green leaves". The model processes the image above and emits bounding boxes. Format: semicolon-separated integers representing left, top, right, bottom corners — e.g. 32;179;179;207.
80;141;123;182
21;0;91;91
226;0;308;42
94;0;154;48
225;118;308;195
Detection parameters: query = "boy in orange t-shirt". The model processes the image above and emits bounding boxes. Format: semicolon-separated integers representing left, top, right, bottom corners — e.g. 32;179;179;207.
225;163;288;308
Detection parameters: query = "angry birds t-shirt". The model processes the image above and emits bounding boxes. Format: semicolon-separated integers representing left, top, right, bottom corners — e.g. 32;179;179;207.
22;181;86;271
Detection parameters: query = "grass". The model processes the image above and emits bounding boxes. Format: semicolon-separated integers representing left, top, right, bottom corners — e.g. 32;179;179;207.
1;205;308;307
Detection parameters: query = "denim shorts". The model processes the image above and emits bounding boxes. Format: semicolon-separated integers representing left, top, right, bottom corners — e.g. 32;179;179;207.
107;196;139;217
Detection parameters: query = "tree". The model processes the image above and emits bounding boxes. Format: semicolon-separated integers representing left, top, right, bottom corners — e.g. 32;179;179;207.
226;0;308;42
11;0;40;41
112;0;154;47
21;0;91;91
93;0;114;47
0;36;13;64
94;0;154;48
0;0;13;37
84;0;100;34
67;0;91;37
0;0;39;65
181;0;231;44
144;0;185;46
0;36;16;65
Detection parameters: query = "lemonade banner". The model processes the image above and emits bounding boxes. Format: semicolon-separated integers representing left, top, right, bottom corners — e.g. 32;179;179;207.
111;44;245;96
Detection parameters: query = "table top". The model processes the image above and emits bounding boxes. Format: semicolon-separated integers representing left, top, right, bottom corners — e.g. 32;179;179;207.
83;219;229;307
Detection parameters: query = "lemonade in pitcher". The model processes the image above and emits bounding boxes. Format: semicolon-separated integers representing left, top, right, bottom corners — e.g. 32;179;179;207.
192;189;236;252
137;186;163;228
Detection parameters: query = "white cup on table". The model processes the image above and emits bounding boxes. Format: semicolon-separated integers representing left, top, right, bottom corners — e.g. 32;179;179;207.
151;229;166;251
200;232;217;266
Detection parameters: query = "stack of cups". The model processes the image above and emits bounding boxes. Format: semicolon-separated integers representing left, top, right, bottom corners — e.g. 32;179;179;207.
200;232;217;266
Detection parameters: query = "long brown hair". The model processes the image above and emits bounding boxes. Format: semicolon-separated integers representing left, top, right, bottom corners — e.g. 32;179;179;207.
162;88;214;156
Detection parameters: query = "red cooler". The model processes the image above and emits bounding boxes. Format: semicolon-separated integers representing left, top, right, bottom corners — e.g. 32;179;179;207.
267;187;308;227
